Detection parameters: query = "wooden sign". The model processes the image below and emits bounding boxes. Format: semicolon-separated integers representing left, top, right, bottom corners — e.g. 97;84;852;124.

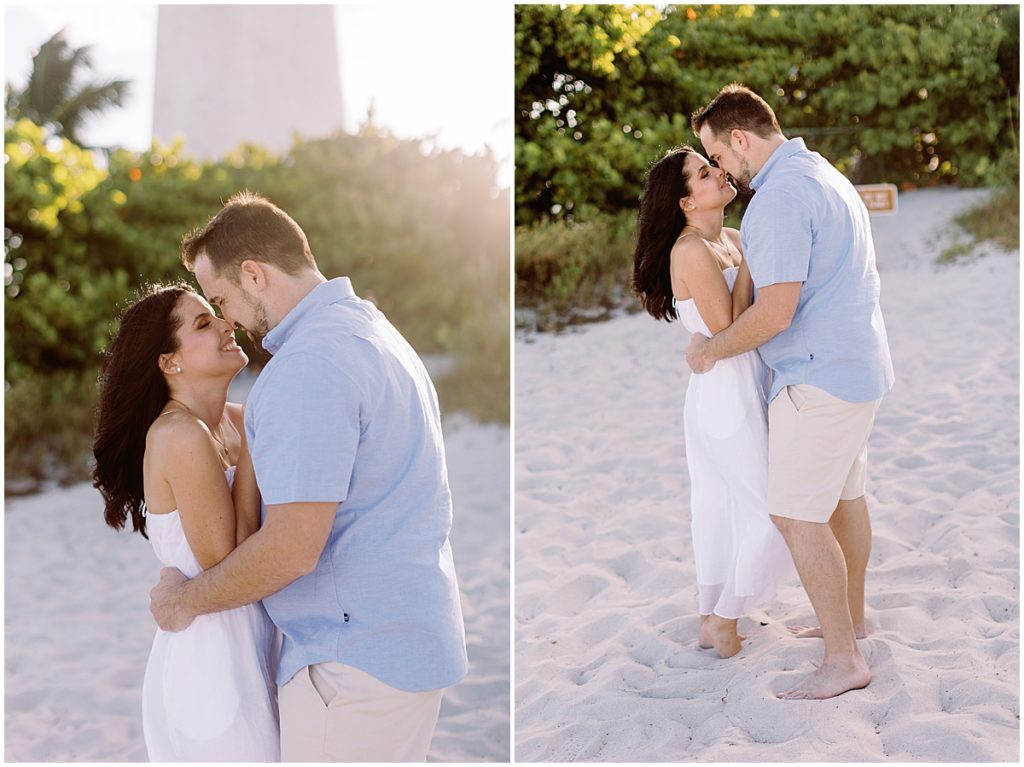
855;183;898;215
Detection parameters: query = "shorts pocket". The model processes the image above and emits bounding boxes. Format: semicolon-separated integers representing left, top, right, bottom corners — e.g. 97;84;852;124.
308;664;338;708
785;385;807;413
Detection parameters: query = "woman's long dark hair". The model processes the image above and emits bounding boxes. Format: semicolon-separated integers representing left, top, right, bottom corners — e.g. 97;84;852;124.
92;283;192;538
632;145;697;321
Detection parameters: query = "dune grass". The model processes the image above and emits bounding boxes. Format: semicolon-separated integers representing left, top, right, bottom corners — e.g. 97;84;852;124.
940;186;1020;263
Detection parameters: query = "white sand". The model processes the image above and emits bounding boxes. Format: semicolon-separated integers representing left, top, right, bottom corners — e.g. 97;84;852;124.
4;416;510;762
515;188;1019;761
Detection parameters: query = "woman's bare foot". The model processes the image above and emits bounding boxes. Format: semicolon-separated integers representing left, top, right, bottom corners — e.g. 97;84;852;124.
698;615;713;648
699;614;745;645
786;623;868;639
777;655;871;699
698;615;742;658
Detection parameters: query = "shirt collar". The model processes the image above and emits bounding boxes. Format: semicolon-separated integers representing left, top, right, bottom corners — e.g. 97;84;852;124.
750;137;807;191
261;276;355;354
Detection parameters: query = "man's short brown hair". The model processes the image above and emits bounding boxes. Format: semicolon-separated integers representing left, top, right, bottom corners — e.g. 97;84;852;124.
691;83;782;143
181;191;316;282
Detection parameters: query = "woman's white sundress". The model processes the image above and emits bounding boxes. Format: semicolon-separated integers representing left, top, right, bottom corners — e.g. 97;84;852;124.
676;266;795;618
142;466;280;762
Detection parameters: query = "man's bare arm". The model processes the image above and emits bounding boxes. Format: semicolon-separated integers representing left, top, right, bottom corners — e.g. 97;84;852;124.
231;430;263;546
150;501;336;630
732;260;754;321
686;282;801;373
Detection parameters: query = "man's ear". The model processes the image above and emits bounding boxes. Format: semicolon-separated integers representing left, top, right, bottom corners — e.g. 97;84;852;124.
730;128;750;151
239;259;268;290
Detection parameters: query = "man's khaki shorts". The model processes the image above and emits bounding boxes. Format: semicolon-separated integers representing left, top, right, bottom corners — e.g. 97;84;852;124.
768;384;880;523
279;661;444;762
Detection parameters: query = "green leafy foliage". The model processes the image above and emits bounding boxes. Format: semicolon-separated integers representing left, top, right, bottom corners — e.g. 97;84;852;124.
4;120;258;382
5;119;115;380
516;4;1019;227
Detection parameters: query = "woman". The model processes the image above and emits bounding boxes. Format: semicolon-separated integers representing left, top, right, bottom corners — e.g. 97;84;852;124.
633;146;794;658
92;283;280;761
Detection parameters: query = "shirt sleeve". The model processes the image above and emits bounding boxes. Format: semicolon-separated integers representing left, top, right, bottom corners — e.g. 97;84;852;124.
247;351;363;506
742;189;814;288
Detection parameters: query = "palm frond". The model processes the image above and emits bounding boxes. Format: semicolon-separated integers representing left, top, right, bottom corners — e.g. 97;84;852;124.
54;80;131;144
8;28;130;146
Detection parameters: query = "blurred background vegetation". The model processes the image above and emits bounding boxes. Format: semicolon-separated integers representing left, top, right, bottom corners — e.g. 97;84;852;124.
5;34;509;491
515;4;1020;328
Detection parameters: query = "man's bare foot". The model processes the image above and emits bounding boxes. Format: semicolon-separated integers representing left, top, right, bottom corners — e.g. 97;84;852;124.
698;615;742;658
786;623;868;639
777;656;871;700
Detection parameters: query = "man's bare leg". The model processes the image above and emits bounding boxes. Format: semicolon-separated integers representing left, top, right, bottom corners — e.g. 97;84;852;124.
771;515;871;699
788;496;871;639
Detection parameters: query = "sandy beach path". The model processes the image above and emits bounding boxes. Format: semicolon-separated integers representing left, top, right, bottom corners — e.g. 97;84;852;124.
514;189;1019;762
4;417;510;762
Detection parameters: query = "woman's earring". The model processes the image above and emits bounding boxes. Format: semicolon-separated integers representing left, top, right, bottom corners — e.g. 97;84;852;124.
174;365;182;373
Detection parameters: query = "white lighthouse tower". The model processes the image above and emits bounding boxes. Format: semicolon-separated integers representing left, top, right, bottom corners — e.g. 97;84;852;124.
152;5;344;158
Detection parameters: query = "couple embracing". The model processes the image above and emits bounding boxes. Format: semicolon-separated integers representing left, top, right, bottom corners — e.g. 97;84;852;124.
92;192;467;760
634;85;895;700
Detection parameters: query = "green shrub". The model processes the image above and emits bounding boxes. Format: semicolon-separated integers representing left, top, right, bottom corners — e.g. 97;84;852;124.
515;210;638;324
516;4;1019;226
4;369;99;490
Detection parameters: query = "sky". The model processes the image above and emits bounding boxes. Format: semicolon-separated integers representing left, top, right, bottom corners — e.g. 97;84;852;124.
3;3;512;183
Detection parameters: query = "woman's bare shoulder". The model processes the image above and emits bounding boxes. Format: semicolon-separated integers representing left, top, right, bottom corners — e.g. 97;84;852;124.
146;410;213;460
671;232;717;265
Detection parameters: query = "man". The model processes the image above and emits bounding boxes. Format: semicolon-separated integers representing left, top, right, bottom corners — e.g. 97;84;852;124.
686;84;894;700
150;191;468;760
